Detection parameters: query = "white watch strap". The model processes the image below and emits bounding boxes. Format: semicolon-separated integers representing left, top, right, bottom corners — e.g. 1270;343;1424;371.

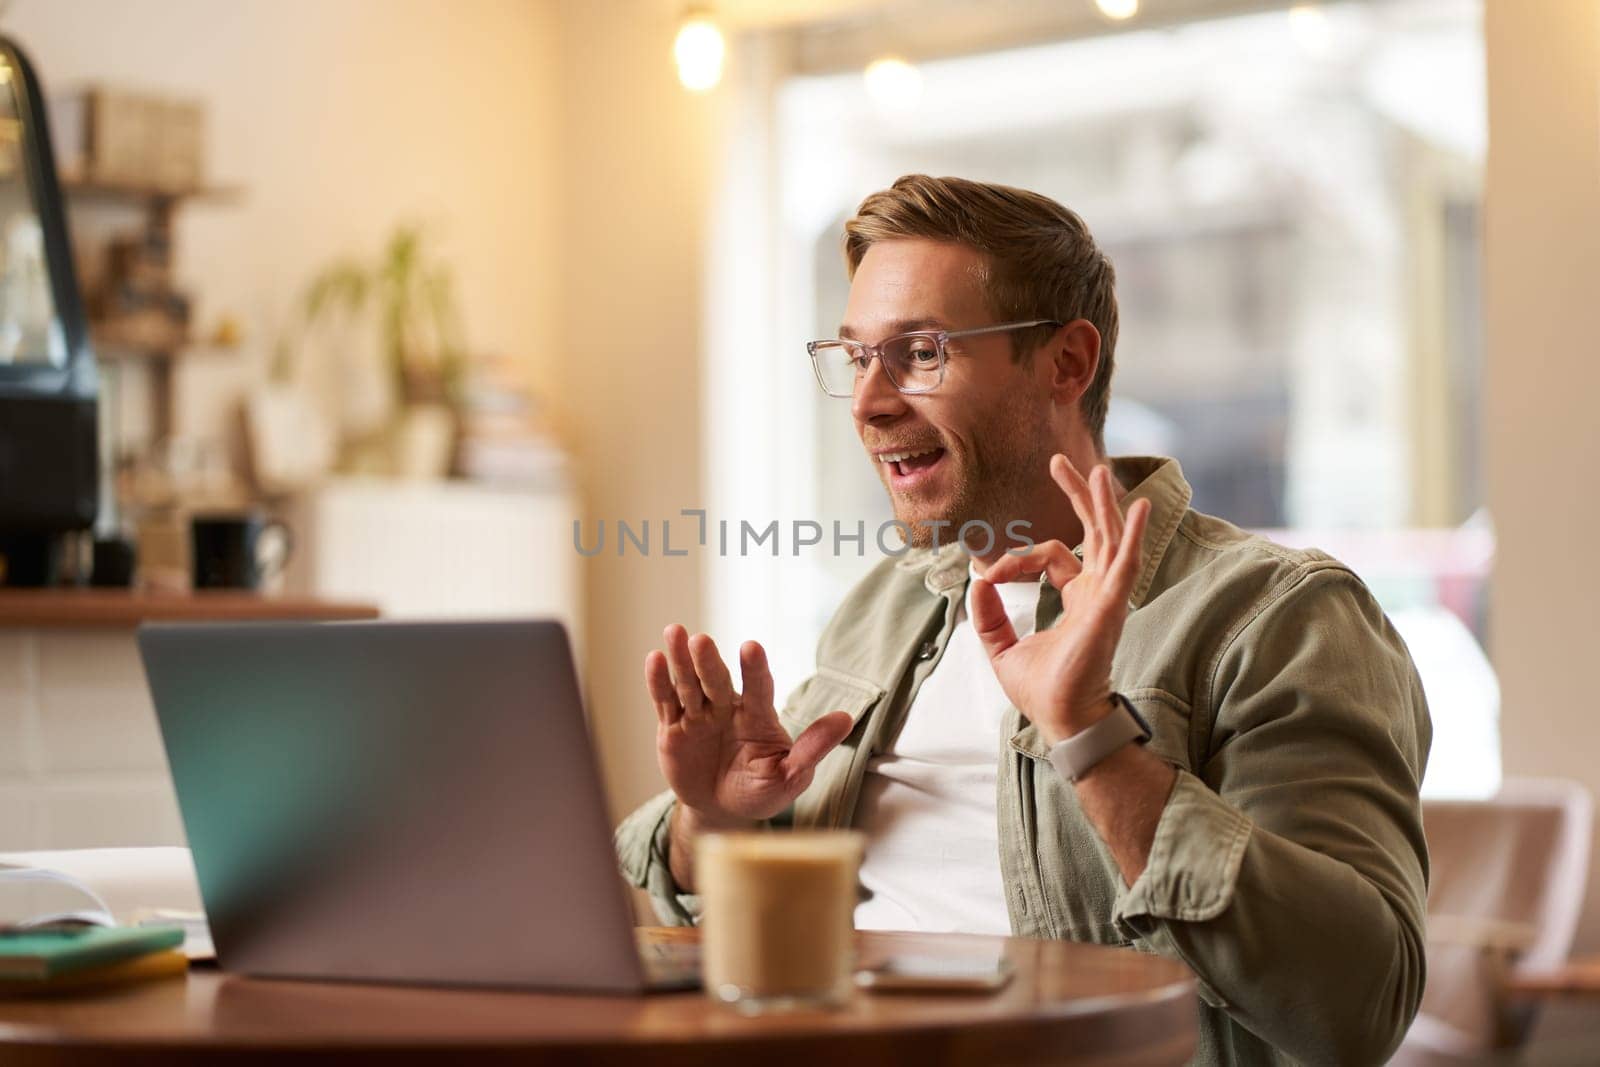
1046;696;1150;783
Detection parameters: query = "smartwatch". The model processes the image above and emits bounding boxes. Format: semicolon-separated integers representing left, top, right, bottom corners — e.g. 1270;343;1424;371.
1046;693;1153;783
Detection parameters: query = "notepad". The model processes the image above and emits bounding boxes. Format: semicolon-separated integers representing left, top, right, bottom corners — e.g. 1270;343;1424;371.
0;948;188;996
0;924;185;981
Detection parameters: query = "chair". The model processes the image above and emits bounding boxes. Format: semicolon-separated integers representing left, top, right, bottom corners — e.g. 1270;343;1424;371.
1394;778;1593;1063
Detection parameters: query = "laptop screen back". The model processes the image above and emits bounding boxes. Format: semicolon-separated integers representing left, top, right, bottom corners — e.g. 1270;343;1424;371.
138;619;646;992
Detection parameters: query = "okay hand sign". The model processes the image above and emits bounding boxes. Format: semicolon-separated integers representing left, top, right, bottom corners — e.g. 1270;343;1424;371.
970;455;1151;747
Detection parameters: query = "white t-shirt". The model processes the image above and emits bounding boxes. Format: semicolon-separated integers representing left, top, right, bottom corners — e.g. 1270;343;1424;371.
852;567;1042;935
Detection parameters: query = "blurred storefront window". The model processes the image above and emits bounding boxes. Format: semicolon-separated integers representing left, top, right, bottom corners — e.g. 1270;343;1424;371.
710;0;1491;797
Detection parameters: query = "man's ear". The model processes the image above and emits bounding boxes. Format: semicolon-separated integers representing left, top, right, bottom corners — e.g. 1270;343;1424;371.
1045;319;1101;407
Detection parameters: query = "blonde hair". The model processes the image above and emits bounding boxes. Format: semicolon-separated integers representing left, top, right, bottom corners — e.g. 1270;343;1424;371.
843;174;1119;447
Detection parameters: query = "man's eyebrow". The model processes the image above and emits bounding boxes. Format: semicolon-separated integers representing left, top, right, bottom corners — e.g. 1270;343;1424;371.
837;317;947;339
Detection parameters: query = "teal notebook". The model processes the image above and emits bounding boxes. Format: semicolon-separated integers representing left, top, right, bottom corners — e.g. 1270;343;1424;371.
0;925;185;981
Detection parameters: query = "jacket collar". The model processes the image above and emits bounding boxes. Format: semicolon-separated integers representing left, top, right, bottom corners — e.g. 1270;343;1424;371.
892;537;970;594
1114;455;1192;609
892;454;1192;605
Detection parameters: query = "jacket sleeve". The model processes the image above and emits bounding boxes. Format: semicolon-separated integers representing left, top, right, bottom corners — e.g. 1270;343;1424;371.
614;788;701;925
613;675;818;926
1111;566;1432;1066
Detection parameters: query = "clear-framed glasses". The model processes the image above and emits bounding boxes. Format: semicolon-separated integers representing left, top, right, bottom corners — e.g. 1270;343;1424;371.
806;319;1061;398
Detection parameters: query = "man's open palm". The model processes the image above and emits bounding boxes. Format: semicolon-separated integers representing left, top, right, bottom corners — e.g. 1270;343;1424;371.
646;626;854;823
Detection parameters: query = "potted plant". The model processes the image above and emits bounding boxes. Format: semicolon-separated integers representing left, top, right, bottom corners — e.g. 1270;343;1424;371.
283;225;467;478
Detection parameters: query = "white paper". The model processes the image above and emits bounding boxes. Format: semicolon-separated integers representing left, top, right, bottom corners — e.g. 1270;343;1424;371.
0;847;207;955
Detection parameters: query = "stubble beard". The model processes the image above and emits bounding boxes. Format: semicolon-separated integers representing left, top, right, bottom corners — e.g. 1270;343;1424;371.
893;392;1055;552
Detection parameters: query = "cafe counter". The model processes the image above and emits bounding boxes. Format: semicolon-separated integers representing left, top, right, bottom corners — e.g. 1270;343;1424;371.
0;590;378;852
0;589;378;628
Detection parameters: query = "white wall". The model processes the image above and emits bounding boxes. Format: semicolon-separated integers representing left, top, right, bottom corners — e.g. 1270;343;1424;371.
551;0;720;821
1484;0;1600;951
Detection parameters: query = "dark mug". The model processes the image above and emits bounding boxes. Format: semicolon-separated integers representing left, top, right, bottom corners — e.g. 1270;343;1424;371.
191;513;293;590
90;535;138;588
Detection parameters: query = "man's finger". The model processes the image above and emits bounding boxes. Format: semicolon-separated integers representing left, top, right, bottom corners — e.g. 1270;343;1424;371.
1092;465;1123;569
970;578;1021;661
1050;454;1100;569
689;632;735;718
663;624;707;720
782;710;854;781
982;539;1082;589
740;640;775;716
644;650;683;726
1111;497;1151;596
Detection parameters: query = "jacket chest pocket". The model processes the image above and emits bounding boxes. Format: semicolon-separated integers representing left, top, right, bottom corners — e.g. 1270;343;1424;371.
780;668;884;830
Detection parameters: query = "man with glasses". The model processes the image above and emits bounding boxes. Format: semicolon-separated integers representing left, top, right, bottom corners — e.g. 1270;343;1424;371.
616;175;1430;1065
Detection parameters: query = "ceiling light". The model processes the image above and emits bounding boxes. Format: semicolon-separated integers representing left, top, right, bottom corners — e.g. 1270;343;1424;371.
674;12;725;93
863;57;923;116
1288;4;1332;56
1095;0;1139;20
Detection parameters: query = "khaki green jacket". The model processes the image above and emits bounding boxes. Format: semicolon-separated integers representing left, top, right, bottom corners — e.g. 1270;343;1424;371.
616;456;1431;1066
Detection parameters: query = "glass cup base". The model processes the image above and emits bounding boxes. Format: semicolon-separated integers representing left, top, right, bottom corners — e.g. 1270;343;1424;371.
712;983;847;1014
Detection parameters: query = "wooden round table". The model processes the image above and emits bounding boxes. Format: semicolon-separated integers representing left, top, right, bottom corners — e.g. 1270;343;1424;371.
0;928;1197;1065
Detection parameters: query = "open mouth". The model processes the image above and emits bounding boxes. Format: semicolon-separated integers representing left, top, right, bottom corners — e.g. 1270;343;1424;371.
877;445;948;489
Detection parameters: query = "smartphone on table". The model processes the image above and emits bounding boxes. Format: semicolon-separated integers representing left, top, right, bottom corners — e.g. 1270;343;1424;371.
853;951;1014;993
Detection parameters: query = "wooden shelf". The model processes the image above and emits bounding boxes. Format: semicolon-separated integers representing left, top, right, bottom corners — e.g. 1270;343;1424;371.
0;589;378;628
92;332;235;362
62;170;246;450
62;176;244;205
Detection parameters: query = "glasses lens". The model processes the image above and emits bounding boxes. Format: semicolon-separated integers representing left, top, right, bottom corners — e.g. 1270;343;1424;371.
810;341;861;397
882;334;942;393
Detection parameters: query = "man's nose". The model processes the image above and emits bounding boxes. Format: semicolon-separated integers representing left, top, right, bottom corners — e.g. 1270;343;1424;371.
851;356;908;424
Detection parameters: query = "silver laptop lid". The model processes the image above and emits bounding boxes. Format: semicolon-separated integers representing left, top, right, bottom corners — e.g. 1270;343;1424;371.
138;619;646;993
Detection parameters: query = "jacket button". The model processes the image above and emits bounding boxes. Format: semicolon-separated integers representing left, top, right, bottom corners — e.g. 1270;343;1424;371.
917;641;937;661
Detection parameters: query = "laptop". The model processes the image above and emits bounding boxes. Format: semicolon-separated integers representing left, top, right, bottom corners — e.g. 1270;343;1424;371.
137;619;697;993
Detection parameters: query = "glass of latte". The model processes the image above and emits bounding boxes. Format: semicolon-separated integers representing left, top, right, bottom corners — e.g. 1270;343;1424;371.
697;830;865;1012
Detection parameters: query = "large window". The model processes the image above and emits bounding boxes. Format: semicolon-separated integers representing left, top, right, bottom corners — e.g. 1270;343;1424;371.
707;0;1491;796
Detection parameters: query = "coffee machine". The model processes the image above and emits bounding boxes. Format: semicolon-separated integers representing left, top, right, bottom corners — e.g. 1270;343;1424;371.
0;36;99;587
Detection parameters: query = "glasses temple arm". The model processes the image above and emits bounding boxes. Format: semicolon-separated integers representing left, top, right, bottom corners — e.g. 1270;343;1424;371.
943;319;1062;340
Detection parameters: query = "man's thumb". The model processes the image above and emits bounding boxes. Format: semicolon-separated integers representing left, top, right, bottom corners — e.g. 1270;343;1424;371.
970;577;1020;661
783;711;855;778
